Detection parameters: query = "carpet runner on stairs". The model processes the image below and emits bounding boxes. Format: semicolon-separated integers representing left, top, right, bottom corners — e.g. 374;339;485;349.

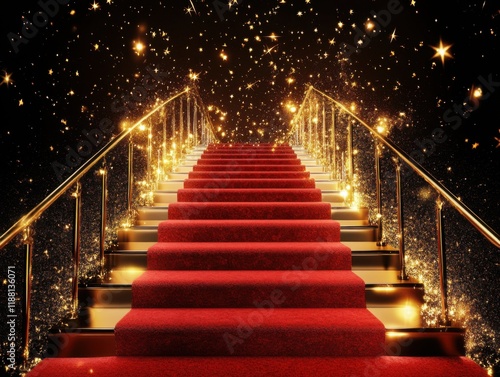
27;143;489;376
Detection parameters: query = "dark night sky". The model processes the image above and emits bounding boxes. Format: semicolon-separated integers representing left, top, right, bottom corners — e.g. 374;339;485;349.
0;0;499;232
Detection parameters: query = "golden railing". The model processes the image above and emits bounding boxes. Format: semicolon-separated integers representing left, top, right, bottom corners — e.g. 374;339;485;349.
287;85;500;326
0;84;217;368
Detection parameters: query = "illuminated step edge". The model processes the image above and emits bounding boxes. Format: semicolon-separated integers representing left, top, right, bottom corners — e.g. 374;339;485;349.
46;317;464;358
105;249;400;271
116;224;378;245
155;179;341;191
152;191;347;206
136;206;369;223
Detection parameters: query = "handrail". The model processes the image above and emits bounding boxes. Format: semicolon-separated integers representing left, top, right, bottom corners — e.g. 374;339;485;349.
0;87;190;250
292;86;500;250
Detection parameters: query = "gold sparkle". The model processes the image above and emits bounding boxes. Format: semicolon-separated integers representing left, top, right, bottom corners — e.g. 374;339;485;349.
90;1;100;11
1;71;12;86
133;41;146;55
431;39;453;65
390;28;397;42
19;99;24;106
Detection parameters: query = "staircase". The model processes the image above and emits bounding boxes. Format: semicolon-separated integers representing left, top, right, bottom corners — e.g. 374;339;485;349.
27;143;488;376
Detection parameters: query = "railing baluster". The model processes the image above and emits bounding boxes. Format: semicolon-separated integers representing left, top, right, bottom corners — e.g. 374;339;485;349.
331;105;336;179
127;135;134;214
22;226;34;369
436;196;451;325
147;120;152;185
375;143;386;246
99;161;108;273
71;181;82;318
347;120;354;205
395;158;409;280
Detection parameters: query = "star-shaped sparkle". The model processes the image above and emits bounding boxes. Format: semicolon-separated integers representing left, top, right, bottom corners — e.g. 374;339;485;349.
431;39;453;65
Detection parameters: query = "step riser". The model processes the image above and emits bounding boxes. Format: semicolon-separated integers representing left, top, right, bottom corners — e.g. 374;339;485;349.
106;252;400;271
80;285;423;309
176;189;323;203
167;202;332;220
117;227;376;244
136;206;369;222
182;179;317;189
157;221;341;243
46;330;467;358
196;159;303;165
153;192;344;204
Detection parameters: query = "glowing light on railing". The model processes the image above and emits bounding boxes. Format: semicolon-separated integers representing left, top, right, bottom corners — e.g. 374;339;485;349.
189;71;200;81
133;40;146;55
473;87;483;99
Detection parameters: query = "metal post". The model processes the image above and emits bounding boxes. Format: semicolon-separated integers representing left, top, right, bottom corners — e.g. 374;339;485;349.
436;196;451;326
314;102;319;155
193;102;198;146
127;136;134;213
375;143;386;246
71;181;82;317
187;95;191;149
307;101;312;152
331;105;336;179
99;161;108;273
395;159;408;280
147;120;152;185
179;97;184;155
22;226;34;369
347;120;354;204
322;100;326;162
162;107;167;176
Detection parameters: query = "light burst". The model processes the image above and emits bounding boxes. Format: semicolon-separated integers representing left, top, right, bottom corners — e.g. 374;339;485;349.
431;39;453;65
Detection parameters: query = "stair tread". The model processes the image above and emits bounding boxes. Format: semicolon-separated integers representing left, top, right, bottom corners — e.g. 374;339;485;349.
115;308;385;356
27;356;489;377
132;270;366;308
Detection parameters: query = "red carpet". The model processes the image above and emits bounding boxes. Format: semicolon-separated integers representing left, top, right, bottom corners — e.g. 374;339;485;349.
183;178;316;188
168;202;332;219
147;242;352;270
27;144;488;376
177;188;322;202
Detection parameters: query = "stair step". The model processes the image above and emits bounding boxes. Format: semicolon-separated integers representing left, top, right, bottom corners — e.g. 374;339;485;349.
29;354;487;376
111;241;353;270
106;249;400;271
182;178;316;189
157;219;340;243
136;205;370;224
196;159;303;165
117;225;379;247
131;270;366;308
152;190;344;205
80;280;423;309
193;164;306;172
168;202;332;220
114;308;385;356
